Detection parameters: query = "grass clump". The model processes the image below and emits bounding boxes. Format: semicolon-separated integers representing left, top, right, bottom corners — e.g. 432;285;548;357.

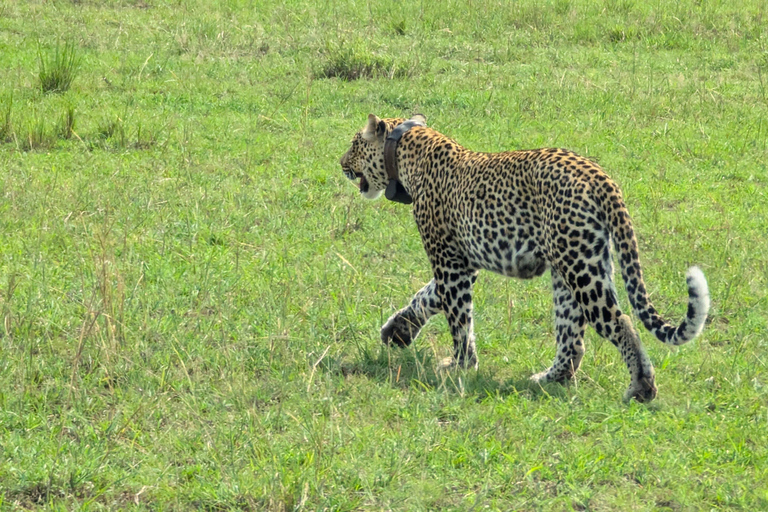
390;19;407;36
58;104;76;140
0;92;12;142
98;115;127;148
20;112;54;151
38;40;82;93
317;41;409;81
608;25;640;42
96;114;166;150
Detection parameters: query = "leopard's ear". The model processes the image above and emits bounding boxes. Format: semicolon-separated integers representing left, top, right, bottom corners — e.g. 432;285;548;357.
410;113;427;126
362;114;386;142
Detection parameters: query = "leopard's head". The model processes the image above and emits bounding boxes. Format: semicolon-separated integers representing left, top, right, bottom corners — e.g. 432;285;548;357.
340;114;424;199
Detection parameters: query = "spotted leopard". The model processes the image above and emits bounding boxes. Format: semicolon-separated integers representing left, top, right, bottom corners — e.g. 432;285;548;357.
340;114;710;402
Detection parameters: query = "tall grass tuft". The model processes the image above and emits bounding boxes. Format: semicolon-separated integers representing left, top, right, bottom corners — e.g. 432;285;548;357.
0;92;12;142
38;40;81;93
21;112;54;151
98;115;127;149
59;104;76;139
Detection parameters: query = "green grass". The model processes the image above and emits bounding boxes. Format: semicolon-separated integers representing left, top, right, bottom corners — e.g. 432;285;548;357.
1;0;767;509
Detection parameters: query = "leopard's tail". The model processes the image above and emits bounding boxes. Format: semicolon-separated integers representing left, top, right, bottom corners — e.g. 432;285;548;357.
603;185;710;346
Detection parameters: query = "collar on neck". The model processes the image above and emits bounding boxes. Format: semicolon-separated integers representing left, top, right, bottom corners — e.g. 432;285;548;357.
384;118;425;204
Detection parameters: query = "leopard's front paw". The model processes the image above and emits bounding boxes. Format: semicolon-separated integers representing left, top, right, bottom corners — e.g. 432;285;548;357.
381;313;419;348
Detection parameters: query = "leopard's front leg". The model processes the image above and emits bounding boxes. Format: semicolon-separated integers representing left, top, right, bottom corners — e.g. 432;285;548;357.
381;279;442;347
436;267;479;370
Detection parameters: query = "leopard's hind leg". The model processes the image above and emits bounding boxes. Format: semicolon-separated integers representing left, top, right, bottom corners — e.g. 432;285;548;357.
531;271;587;384
565;237;657;402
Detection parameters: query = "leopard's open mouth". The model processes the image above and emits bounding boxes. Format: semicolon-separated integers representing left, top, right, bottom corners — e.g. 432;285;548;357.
343;168;368;193
358;174;369;193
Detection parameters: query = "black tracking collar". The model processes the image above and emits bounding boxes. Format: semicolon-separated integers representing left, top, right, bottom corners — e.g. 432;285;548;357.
384;117;426;204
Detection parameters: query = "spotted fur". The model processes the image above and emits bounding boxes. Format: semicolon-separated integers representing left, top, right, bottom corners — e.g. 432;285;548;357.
340;114;710;402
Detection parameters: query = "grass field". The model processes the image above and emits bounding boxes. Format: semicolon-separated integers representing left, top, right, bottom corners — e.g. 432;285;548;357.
1;0;767;509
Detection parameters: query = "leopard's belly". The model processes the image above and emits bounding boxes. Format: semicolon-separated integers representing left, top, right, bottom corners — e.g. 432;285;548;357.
459;201;548;279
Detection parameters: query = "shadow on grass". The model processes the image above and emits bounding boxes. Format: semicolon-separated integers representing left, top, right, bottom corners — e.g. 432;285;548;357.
322;341;572;401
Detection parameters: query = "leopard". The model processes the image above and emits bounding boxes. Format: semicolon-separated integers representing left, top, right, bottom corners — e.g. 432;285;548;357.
339;114;710;402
